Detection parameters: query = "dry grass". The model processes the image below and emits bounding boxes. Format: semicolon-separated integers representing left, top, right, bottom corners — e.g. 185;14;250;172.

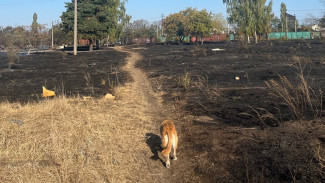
193;75;221;102
241;106;281;127
316;144;325;179
177;71;191;89
0;94;155;182
7;45;19;69
265;56;323;120
189;46;207;57
0;47;169;182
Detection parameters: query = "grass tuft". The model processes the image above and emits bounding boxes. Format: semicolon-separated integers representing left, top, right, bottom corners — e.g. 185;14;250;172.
193;75;221;102
265;57;323;120
177;71;191;89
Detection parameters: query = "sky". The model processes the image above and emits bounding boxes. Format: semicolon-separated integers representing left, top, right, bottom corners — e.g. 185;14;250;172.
0;0;324;27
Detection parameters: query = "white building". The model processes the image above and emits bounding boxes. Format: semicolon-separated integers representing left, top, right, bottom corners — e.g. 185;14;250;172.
311;24;325;31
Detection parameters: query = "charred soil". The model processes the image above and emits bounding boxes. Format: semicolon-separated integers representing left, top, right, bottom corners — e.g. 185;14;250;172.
0;49;130;102
135;41;325;182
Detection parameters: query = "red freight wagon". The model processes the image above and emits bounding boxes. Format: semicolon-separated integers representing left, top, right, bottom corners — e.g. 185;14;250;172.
132;37;156;44
78;39;90;46
191;34;227;43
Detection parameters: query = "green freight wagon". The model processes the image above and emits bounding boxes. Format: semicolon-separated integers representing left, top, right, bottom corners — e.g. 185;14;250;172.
268;32;311;40
229;34;235;41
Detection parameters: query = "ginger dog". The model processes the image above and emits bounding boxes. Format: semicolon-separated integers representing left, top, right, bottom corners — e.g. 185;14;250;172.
160;120;178;168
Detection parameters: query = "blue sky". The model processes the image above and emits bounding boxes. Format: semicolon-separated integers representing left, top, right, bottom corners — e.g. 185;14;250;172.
0;0;324;27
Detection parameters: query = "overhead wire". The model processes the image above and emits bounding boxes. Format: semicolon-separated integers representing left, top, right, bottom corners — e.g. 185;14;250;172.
0;0;59;6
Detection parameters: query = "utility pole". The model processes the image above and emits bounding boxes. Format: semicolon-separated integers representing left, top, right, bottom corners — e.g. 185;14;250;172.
51;21;54;48
294;14;297;32
226;4;229;34
286;16;288;38
73;0;77;55
161;14;164;36
285;13;296;35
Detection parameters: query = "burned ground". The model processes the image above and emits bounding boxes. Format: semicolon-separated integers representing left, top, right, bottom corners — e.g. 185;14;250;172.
135;41;325;182
0;49;130;102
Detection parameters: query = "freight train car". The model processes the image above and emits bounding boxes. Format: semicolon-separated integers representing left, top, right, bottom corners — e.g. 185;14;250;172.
268;32;311;40
132;37;156;44
131;34;229;45
191;34;228;43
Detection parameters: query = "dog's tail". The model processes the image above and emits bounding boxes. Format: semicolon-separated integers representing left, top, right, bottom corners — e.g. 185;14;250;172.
162;130;173;157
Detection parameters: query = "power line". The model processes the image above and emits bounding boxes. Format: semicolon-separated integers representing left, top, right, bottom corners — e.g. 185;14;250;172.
0;0;57;6
274;9;325;13
287;9;325;12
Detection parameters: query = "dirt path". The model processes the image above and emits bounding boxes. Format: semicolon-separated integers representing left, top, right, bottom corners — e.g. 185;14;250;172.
110;46;173;182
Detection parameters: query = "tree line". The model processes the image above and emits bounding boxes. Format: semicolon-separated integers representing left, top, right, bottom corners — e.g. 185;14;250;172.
1;0;325;51
1;0;130;51
0;13;52;50
162;1;324;44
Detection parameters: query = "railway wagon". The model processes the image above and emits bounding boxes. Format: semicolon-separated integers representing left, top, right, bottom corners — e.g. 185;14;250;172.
268;32;311;40
132;37;156;44
191;34;228;43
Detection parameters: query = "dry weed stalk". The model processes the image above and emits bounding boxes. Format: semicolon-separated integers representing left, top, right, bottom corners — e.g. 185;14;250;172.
83;72;92;88
152;78;163;95
83;72;95;94
177;71;191;89
316;145;325;178
288;167;297;183
101;73;119;92
265;56;323;119
61;51;67;60
241;106;281;127
193;75;221;102
7;45;19;69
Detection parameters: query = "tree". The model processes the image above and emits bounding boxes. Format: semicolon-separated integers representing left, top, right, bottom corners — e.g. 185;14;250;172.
163;8;213;45
116;0;131;43
13;26;29;48
212;13;227;34
187;8;214;45
49;22;73;46
318;1;325;28
223;0;273;43
320;16;325;28
129;19;155;37
0;26;13;47
118;19;157;44
256;0;273;39
280;2;287;32
224;0;255;43
31;13;40;47
61;0;128;51
162;12;189;44
271;16;282;32
0;26;30;49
